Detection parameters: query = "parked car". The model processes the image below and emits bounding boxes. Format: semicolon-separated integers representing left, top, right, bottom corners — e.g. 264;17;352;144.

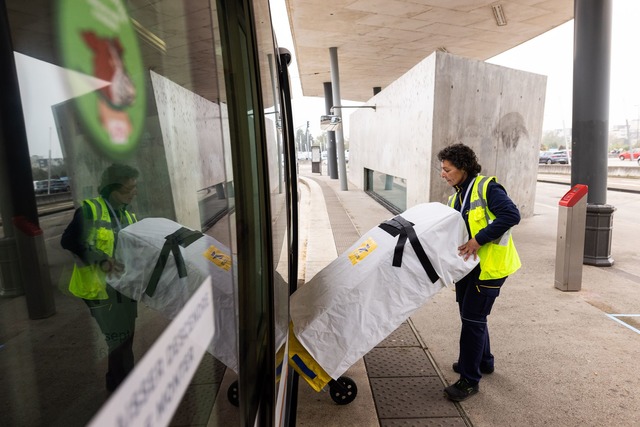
547;150;569;164
50;179;70;193
539;151;553;164
618;149;640;161
34;179;70;194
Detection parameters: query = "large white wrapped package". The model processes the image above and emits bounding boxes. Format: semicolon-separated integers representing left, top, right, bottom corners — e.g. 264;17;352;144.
111;218;238;372
290;202;478;379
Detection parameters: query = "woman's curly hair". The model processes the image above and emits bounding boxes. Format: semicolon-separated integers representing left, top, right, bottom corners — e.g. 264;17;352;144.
437;143;482;175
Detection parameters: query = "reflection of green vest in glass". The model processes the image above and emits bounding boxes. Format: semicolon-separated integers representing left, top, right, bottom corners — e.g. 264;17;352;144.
68;197;136;300
448;175;521;280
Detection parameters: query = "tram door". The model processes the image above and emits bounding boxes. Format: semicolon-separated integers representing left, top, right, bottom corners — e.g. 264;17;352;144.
0;0;295;425
217;0;297;425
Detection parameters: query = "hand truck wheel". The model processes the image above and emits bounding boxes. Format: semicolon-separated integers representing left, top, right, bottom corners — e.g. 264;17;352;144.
227;380;239;407
329;376;357;405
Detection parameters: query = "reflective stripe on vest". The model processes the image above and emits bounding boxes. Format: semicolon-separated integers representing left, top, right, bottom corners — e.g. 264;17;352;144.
449;175;521;280
68;197;136;300
85;198;115;257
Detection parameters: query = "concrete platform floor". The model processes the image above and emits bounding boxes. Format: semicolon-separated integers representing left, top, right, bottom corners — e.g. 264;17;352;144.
295;162;640;427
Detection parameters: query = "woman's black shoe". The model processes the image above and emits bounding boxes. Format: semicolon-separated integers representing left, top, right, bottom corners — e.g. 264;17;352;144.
444;378;479;402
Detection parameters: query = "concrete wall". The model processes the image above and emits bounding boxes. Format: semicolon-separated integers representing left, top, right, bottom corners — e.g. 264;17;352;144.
57;71;228;230
55;96;177;223
349;51;547;218
150;71;227;229
539;163;640;178
349;54;436;206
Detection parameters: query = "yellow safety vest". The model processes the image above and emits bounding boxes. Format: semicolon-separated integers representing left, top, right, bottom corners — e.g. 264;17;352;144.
68;197;136;300
448;175;521;280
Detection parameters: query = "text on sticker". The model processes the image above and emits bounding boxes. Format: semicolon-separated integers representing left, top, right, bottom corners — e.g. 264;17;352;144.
203;245;231;271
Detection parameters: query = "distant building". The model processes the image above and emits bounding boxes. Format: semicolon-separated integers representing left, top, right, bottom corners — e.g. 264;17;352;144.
30;155;64;169
611;124;628;140
609;120;640;145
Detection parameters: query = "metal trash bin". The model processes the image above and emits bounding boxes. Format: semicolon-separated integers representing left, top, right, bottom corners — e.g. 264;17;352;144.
554;184;588;291
583;204;616;266
0;236;24;297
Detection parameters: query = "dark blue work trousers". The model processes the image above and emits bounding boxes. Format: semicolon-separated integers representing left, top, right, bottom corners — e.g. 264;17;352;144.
85;285;137;392
455;265;506;385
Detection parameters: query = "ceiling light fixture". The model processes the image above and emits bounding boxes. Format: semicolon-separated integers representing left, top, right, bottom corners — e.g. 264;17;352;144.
491;3;507;26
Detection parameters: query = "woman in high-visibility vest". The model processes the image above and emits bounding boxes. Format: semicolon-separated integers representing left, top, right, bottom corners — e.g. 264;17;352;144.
437;143;521;402
61;163;139;393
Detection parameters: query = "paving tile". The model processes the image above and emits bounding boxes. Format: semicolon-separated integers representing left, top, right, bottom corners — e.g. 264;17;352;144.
370;377;459;419
365;347;436;378
377;322;421;347
379;417;467;427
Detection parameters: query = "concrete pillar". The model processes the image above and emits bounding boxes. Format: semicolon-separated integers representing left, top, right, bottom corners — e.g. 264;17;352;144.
323;82;338;179
571;0;614;266
384;175;394;191
329;47;348;191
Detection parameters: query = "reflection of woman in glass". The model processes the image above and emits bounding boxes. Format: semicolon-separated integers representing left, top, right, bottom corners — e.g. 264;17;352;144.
61;164;139;392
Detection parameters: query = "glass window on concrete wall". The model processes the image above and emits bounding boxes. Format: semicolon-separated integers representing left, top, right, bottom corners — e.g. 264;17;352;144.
0;0;285;425
365;168;407;213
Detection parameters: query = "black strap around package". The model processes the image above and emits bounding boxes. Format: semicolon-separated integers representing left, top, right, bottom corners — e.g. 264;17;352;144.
145;227;204;297
378;215;440;284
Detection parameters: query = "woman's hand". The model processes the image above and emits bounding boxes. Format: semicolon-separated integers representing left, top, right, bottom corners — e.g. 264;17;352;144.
458;238;480;261
99;258;124;273
99;258;114;272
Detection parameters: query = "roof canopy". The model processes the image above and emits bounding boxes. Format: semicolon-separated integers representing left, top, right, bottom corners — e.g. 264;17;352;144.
285;0;573;101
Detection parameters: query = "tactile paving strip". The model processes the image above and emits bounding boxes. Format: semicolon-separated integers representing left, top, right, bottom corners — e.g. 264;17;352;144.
170;383;218;426
371;377;460;419
170;355;227;426
377;322;421;347
365;347;436;377
190;353;226;385
311;177;362;254
380;418;468;427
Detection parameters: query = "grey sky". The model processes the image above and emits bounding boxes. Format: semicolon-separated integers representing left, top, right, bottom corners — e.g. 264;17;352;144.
488;0;640;132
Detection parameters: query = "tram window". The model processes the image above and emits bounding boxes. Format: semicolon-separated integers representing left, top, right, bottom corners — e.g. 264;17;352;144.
1;1;241;425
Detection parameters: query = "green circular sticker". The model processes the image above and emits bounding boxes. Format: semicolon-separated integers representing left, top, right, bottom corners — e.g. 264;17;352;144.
57;0;146;158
